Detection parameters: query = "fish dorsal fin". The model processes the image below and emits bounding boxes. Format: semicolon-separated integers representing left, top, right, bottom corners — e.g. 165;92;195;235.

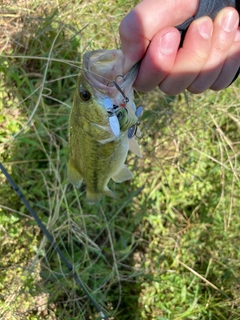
129;138;142;158
112;165;134;183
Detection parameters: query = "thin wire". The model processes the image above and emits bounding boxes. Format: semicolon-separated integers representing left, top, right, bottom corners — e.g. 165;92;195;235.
107;75;129;104
0;162;109;320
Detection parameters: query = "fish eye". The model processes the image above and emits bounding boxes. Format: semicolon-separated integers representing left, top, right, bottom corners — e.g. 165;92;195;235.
79;88;91;101
117;111;122;120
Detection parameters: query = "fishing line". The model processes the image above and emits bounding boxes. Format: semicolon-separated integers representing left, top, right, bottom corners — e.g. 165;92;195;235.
0;162;109;320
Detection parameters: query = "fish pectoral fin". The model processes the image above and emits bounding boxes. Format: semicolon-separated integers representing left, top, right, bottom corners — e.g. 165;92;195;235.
112;166;134;183
86;187;118;204
92;123;112;133
92;123;116;144
129;138;142;158
104;188;118;200
97;135;116;144
67;159;83;188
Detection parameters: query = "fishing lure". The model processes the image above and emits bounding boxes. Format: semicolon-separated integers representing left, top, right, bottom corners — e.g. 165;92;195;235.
103;96;121;137
128;106;143;139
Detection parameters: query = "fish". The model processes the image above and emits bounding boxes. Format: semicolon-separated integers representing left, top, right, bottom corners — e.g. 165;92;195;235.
67;50;142;203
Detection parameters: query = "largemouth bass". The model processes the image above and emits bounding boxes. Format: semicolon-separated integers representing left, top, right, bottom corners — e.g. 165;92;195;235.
67;50;142;203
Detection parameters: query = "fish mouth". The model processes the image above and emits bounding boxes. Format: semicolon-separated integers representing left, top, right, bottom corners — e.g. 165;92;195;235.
83;50;139;107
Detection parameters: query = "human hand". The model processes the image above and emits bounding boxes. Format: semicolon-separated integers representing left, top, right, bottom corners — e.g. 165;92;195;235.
119;0;240;94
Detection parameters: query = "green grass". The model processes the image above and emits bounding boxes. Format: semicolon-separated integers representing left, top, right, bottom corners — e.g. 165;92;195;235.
0;1;240;319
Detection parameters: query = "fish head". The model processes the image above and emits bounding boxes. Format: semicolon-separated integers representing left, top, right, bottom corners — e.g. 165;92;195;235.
72;50;140;140
83;50;139;113
73;73;108;126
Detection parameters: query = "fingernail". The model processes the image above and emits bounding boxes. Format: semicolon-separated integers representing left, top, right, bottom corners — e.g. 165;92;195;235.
159;31;179;55
197;18;212;39
221;10;238;32
234;29;240;42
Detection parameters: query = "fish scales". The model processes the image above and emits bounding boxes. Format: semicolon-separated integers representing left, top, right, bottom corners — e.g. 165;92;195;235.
67;50;142;203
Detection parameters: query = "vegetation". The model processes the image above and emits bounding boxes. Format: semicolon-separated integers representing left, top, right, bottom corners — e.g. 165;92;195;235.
0;1;240;319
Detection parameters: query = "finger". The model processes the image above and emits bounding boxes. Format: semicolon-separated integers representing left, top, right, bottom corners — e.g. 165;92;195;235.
211;28;240;90
119;0;199;73
188;7;240;93
133;28;181;92
159;16;213;95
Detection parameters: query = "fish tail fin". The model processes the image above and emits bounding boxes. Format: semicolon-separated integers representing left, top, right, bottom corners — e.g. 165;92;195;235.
86;191;102;204
86;188;118;204
67;159;83;188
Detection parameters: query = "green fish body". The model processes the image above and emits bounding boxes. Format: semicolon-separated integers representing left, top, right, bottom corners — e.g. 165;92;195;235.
67;50;141;203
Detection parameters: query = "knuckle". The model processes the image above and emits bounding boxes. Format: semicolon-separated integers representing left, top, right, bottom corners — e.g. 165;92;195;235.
214;41;228;55
189;48;209;65
213;32;233;55
119;13;138;40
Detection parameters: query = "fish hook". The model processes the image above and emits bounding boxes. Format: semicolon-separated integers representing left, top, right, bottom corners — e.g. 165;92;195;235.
107;75;129;104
